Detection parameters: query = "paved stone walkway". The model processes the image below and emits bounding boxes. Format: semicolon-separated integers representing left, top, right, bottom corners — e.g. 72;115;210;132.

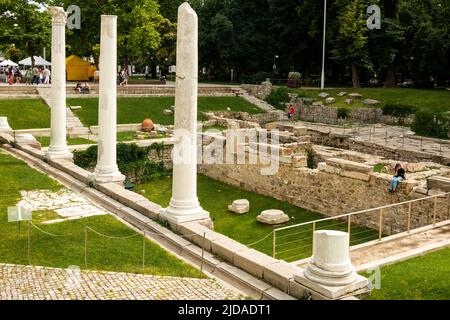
18;189;107;223
291;121;450;160
0;264;243;300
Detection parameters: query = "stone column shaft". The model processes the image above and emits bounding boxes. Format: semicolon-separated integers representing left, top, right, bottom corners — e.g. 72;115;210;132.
161;3;209;223
46;6;72;160
93;15;124;184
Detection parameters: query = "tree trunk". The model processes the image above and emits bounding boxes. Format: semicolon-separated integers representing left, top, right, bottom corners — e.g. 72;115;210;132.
383;62;396;87
351;63;360;88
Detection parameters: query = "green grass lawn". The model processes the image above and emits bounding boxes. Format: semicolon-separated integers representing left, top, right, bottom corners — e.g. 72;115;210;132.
68;97;263;127
137;175;378;261
364;248;450;300
0;99;50;129
292;88;450;113
0;150;200;277
37;136;95;147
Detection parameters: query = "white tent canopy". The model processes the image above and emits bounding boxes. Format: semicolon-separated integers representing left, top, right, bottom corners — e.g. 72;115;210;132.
0;59;18;67
18;56;51;66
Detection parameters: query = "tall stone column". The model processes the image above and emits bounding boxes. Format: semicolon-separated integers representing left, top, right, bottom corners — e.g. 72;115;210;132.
160;3;209;223
46;6;72;160
93;15;124;184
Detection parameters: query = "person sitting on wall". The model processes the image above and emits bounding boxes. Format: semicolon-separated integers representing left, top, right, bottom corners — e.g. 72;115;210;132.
389;163;406;193
75;82;82;93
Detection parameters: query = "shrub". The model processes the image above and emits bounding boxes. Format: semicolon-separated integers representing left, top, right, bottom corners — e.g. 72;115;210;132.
382;103;416;124
411;110;450;139
73;143;170;182
337;107;351;119
265;87;290;110
305;146;316;169
288;72;302;80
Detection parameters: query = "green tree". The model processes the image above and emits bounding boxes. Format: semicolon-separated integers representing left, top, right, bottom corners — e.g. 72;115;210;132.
0;0;51;69
330;0;371;88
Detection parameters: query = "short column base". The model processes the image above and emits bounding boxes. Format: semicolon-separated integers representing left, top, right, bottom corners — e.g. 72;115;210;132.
159;205;210;224
91;169;125;184
45;146;73;160
294;269;370;299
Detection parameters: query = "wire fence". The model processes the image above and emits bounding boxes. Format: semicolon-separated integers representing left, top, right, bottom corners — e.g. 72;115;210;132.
4;213;208;278
272;192;450;262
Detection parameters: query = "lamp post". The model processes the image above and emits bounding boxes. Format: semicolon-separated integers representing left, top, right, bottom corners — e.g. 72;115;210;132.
320;0;327;91
273;55;279;71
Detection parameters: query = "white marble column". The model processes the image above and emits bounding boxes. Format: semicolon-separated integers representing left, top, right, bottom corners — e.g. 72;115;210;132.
93;15;124;184
46;6;72;160
160;3;209;223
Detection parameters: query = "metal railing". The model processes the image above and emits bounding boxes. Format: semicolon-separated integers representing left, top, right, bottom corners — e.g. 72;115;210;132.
272;192;450;262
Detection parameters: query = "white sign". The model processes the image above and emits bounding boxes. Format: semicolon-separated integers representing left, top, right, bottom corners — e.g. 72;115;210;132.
367;5;381;30
8;206;32;222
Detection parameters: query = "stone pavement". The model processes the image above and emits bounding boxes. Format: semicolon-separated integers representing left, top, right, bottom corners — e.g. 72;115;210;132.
0;263;244;300
18;188;107;223
293;121;450;160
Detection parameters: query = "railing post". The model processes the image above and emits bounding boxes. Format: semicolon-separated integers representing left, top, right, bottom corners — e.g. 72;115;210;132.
84;226;88;269
378;209;383;241
433;196;437;226
27;221;31;265
447;193;450;220
272;230;276;258
347;215;351;236
142;229;146;274
407;202;412;233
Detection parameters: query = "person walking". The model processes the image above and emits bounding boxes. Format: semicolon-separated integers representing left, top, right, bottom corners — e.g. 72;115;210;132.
7;66;14;85
288;104;295;122
43;67;51;84
31;66;39;85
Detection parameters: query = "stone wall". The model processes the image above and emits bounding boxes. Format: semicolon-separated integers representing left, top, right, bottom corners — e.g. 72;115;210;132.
299;104;413;126
241;82;272;100
203;111;284;126
199;153;448;235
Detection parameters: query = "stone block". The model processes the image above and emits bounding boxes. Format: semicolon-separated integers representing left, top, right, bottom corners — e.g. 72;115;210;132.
265;122;278;130
362;99;380;106
210;236;249;263
233;248;278;279
257;209;289;225
263;261;300;293
292;155;307;168
325;97;335;104
325;158;372;174
427;176;450;192
340;170;370;182
318;92;329;99
293;126;307;136
349;93;362;99
294;270;369;300
337;92;347;97
227;199;250;214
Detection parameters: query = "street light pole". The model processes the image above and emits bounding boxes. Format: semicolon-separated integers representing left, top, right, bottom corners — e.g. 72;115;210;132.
320;0;327;91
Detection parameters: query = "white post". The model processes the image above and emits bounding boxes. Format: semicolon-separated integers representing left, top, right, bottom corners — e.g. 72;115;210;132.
320;0;327;91
93;15;124;184
46;6;72;160
160;3;209;223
